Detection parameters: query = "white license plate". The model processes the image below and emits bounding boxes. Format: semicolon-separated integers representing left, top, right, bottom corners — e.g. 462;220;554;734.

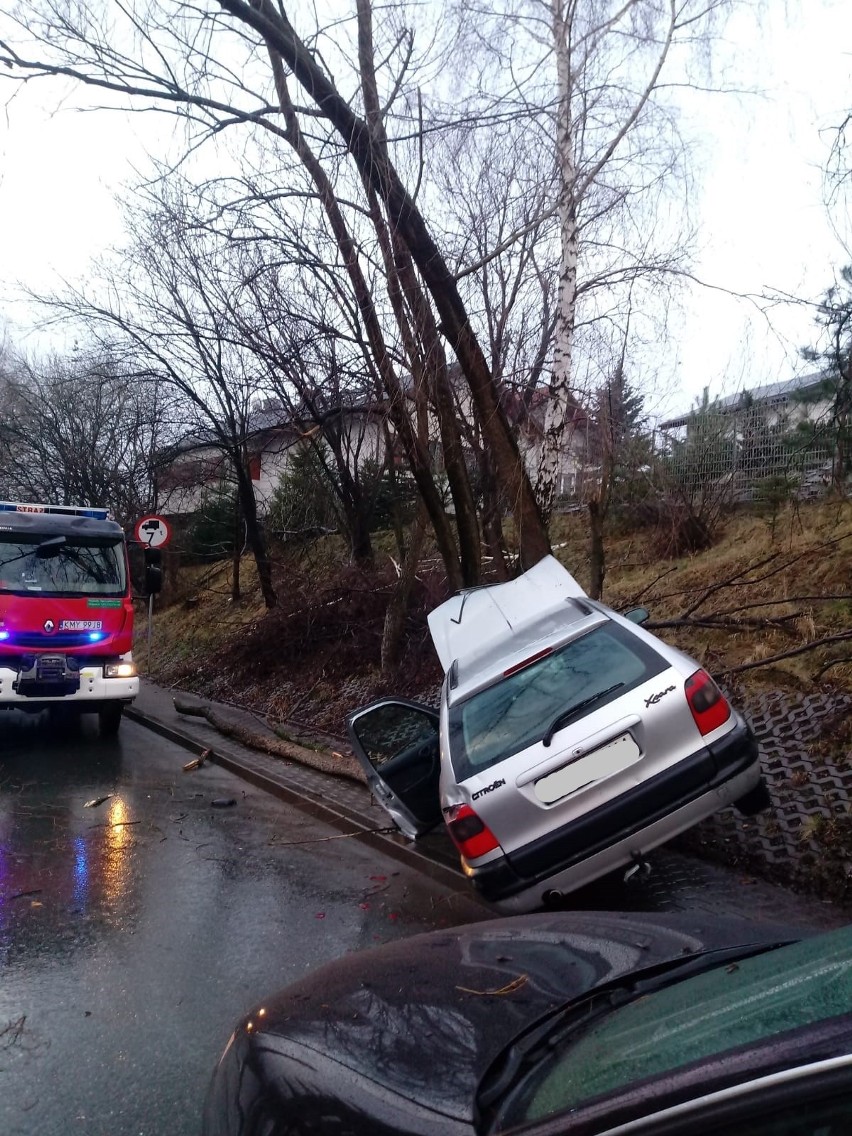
533;732;641;804
59;620;103;631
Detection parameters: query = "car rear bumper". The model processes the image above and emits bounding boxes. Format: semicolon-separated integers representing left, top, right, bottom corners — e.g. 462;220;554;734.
465;718;762;912
0;663;139;711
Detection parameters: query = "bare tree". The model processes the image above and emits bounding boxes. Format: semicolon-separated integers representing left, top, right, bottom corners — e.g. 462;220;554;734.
237;61;471;589
0;343;171;523
445;0;729;519
437;124;559;576
38;198;279;606
541;1;735;520
238;292;384;568
0;0;553;570
826;110;852;255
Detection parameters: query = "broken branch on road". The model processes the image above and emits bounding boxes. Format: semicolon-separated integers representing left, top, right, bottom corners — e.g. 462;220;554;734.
183;748;211;772
267;827;396;847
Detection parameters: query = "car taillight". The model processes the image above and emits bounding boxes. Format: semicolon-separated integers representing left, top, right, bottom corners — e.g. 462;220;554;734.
445;804;500;860
685;669;731;735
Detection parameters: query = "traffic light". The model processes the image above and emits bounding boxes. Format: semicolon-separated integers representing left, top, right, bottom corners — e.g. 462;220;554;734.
144;547;163;595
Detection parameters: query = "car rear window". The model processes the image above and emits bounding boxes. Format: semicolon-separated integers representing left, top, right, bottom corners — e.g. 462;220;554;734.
447;622;668;780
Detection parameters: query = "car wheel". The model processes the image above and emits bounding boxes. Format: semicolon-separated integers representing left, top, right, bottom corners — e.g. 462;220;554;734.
98;703;123;738
734;778;771;816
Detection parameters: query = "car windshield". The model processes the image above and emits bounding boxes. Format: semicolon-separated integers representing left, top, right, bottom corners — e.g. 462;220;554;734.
504;924;852;1126
447;623;667;779
0;536;127;597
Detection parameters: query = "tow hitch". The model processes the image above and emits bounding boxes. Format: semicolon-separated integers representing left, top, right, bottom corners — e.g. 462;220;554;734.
15;655;81;697
624;853;652;883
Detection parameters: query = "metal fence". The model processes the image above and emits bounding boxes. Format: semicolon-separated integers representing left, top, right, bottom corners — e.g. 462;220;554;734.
555;413;839;510
654;416;836;504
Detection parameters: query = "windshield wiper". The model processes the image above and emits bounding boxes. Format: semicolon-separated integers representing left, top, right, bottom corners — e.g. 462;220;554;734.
476;941;791;1126
476;986;631;1115
542;683;624;747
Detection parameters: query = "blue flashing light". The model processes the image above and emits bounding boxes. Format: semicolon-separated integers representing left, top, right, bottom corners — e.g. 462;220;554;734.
88;632;107;642
0;631;8;641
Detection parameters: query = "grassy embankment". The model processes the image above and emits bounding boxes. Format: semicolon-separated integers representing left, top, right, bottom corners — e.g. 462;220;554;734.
138;499;852;733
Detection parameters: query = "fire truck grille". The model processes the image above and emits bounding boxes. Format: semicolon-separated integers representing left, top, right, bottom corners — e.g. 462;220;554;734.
6;632;103;648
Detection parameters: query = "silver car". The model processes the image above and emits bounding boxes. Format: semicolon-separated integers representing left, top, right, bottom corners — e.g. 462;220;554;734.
347;556;768;913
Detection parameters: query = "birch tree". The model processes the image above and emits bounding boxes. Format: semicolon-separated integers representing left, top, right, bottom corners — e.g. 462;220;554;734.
542;0;737;518
449;0;733;518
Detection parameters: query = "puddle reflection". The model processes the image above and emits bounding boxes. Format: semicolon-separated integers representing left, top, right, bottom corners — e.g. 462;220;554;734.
0;714;138;966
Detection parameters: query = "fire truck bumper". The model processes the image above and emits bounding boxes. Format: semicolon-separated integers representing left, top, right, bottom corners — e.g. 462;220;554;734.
0;659;139;710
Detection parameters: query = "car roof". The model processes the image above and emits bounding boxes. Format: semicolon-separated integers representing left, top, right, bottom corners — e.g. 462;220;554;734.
427;555;588;674
0;511;124;540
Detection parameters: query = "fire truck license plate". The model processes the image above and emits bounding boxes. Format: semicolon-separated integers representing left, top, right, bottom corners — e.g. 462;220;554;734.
59;620;103;631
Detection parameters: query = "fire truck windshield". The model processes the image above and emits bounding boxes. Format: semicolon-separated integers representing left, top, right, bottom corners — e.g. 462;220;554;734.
0;536;127;597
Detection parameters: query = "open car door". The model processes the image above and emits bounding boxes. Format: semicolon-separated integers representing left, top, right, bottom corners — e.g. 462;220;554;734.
346;698;443;840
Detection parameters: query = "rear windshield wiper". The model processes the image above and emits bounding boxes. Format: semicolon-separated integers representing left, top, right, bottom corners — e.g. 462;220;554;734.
542;683;624;747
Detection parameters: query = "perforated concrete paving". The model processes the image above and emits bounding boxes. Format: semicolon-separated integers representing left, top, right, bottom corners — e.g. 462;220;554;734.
679;688;852;903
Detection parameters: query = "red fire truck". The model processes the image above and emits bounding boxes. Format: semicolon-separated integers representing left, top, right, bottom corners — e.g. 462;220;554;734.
0;502;144;736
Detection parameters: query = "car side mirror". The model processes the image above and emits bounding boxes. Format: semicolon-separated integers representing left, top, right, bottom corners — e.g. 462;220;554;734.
623;606;650;624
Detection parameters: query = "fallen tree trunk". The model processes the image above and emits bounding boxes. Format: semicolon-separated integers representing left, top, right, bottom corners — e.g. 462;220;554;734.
173;695;366;783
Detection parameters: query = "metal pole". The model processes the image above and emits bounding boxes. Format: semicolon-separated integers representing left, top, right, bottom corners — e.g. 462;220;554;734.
147;592;153;675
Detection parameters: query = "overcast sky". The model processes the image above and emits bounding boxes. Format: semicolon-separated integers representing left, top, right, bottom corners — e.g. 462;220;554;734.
666;1;852;413
0;0;850;416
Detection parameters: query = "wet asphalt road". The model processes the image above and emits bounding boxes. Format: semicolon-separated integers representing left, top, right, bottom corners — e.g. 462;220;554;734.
0;713;487;1136
2;709;848;1136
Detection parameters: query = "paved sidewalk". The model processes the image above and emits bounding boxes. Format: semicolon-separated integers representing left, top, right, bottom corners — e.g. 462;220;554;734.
125;679;468;892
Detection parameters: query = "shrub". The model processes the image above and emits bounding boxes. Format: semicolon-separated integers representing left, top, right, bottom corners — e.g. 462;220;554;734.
186;484;237;560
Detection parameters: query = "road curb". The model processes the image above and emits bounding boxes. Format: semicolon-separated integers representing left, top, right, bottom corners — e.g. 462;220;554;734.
124;703;475;899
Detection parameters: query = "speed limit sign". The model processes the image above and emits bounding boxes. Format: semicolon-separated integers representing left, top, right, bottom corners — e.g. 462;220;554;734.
134;514;172;548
